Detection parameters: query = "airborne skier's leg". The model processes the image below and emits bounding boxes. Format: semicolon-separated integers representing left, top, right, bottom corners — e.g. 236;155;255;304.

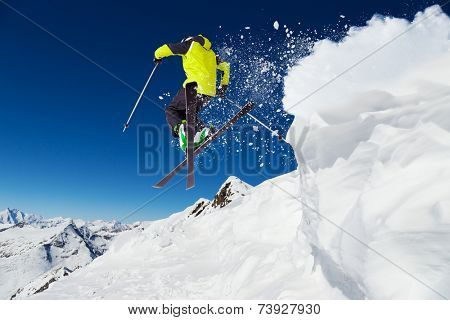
166;88;187;137
166;87;211;152
193;94;212;148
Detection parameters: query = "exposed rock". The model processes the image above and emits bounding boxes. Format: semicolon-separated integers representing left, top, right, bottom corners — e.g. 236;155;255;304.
187;176;252;219
211;176;252;209
10;267;73;299
188;199;210;218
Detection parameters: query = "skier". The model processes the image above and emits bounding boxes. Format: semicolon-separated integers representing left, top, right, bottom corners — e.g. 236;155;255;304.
154;35;230;152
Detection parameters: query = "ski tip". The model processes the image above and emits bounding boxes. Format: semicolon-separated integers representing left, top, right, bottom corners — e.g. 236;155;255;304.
186;177;195;190
153;180;165;188
186;176;195;190
153;180;166;188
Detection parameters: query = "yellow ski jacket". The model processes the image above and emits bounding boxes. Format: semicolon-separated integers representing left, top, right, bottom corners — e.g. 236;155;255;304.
154;35;230;97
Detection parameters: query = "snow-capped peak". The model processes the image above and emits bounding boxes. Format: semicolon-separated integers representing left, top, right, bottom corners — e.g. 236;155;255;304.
186;177;252;218
211;176;252;208
220;175;252;191
0;208;42;225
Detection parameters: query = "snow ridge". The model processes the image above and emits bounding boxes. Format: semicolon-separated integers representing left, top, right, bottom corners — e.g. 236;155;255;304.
285;5;450;299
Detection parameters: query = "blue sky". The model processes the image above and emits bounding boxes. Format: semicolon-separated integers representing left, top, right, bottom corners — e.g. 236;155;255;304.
0;0;444;222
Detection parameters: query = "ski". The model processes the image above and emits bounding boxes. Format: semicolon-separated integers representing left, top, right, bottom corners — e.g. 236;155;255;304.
153;101;255;188
185;83;196;190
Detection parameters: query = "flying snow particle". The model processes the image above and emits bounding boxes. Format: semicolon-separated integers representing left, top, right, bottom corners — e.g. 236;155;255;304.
259;163;264;167
253;126;259;132
273;21;279;30
240;35;244;39
340;15;345;18
158;96;164;100
245;26;250;30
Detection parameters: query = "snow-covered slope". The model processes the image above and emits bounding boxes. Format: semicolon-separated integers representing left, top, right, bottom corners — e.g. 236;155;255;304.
12;5;450;300
0;210;132;299
32;174;345;299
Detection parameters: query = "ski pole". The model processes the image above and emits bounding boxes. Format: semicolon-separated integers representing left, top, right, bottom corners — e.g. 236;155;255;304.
123;63;160;133
225;98;285;142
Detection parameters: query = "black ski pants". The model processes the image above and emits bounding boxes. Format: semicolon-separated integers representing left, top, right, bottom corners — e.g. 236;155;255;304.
166;85;211;137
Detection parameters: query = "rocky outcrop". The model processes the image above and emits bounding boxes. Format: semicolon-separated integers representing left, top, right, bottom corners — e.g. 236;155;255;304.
188;176;252;218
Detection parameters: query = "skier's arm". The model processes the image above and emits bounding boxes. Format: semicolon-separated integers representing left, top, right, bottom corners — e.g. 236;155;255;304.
154;36;205;59
216;57;230;87
154;43;188;59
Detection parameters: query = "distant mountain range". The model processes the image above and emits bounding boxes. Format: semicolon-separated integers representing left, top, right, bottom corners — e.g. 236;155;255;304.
0;207;134;299
0;208;42;225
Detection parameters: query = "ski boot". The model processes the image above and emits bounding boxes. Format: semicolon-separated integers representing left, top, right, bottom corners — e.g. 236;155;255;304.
194;124;214;148
176;120;187;153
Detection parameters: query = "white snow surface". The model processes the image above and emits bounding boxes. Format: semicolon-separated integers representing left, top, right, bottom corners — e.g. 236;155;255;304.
285;5;450;299
10;5;450;300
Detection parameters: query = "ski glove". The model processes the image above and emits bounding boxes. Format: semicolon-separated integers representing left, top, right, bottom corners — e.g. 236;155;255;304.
217;85;228;98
